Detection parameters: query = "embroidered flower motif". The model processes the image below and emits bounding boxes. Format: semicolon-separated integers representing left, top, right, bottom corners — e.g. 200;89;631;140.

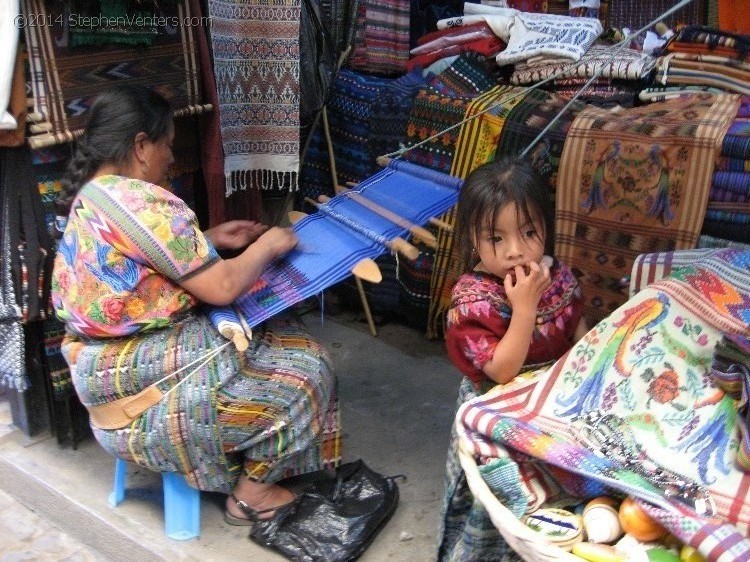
125;298;146;319
647;369;680;404
101;298;125;323
465;336;495;370
121;190;147;212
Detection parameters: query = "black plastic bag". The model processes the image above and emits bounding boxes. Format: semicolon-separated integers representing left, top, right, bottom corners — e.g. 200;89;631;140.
250;460;400;561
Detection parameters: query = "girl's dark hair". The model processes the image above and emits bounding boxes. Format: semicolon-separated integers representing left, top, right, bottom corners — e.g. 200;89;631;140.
454;156;553;273
56;85;173;215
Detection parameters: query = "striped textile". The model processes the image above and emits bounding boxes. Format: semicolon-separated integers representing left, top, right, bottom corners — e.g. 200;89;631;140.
367;69;432;170
66;312;340;491
496;88;587;195
426;85;527;339
605;0;705;30
511;43;656;85
208;0;300;193
555;93;741;325
428;52;497;98
709;335;750;471
723;119;750;161
348;0;410;75
456;248;750;560
22;0;208;149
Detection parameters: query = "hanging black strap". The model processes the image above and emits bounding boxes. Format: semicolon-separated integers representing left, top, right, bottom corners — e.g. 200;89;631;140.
4;146;54;322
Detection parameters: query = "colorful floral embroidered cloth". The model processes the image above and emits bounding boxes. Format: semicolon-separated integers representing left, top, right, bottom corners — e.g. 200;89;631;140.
456;248;750;560
555;93;741;325
52;176;218;338
446;259;583;386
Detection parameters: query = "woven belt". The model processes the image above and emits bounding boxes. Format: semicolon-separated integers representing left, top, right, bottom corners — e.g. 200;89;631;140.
85;385;164;430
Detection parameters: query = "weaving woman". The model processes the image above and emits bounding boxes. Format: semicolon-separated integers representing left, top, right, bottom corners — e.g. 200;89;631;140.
51;85;340;524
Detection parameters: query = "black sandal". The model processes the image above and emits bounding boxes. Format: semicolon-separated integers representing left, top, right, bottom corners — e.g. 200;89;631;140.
223;493;297;526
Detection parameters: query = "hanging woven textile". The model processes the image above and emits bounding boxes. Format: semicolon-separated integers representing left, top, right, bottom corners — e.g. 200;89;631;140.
208;0;301;194
0;152;26;391
555;93;741;325
22;0;210;150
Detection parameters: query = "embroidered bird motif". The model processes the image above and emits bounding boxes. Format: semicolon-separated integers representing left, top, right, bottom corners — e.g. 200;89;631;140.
556;294;670;417
85;240;139;294
582;140;620;213
646;145;675;225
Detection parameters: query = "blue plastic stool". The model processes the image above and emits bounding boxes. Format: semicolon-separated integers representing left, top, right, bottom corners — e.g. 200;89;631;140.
109;457;200;540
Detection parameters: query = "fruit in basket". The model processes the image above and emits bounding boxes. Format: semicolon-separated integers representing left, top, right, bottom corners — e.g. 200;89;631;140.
572;542;626;562
618;497;667;542
583;497;623;543
523;507;583;551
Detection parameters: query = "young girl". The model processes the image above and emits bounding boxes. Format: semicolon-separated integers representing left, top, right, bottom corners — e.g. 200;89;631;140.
446;156;587;389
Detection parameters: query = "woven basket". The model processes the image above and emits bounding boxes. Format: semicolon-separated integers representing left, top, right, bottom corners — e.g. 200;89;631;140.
457;441;581;562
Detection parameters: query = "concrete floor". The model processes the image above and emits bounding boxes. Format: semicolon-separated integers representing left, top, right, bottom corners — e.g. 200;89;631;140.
0;307;463;561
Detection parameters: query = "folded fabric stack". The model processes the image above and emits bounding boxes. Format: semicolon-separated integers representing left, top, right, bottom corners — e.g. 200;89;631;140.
299;69;382;200
435;5;603;67
406;22;506;71
654;26;750;96
703;97;750;244
511;43;656;84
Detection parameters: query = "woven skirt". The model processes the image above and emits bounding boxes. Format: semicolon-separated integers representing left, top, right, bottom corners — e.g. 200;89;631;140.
63;312;341;493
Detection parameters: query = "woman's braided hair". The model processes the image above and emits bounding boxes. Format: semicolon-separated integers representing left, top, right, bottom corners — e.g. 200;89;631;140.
56;84;173;216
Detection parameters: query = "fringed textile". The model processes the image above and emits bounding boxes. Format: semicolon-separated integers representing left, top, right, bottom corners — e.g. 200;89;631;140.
555;93;741;325
208;0;301;194
22;0;209;150
426;85;526;339
456;248;750;558
66;312;340;491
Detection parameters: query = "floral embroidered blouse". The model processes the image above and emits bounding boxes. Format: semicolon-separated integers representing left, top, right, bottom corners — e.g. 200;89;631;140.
445;258;583;386
51;175;219;338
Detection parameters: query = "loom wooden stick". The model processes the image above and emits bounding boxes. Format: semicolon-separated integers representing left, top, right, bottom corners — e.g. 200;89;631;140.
369;162;454;232
303;197;420;261
219;325;249;352
287;210;384;284
354;276;378;337
376;155;391;168
427;216;454;232
324;191;438;249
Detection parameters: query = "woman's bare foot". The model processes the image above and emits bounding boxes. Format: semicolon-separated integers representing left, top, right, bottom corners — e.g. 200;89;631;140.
225;478;296;522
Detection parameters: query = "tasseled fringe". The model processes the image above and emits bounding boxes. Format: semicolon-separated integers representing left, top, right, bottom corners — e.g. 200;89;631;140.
225;169;299;197
1;370;28;393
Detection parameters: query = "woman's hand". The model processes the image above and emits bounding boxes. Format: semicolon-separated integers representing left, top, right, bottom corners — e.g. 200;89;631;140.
504;260;551;316
253;226;298;260
205;220;268;250
180;226;298;306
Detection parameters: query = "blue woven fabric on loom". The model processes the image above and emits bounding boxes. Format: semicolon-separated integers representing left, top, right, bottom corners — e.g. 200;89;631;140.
206;160;462;332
